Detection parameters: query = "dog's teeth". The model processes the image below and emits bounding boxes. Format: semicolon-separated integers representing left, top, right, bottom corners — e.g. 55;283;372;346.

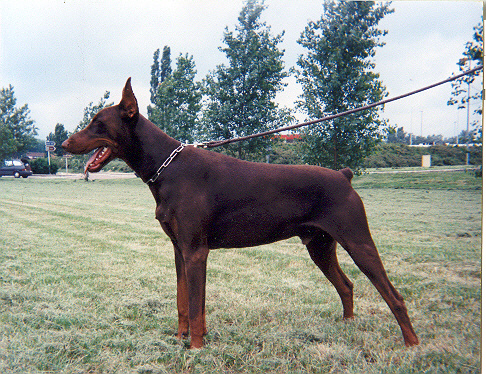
96;147;108;161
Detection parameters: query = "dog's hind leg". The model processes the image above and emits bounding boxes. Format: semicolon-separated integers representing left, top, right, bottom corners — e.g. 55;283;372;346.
328;193;419;346
304;232;354;319
340;235;418;346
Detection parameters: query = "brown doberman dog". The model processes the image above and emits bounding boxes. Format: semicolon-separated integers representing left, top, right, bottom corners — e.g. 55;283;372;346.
62;78;419;349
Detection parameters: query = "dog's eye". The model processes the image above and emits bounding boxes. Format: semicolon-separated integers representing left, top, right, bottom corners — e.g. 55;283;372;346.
94;121;106;134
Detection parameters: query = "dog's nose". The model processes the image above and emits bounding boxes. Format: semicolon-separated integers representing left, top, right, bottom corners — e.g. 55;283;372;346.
61;139;70;150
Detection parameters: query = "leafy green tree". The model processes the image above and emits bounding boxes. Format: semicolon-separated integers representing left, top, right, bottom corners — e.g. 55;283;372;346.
204;0;288;160
148;53;202;143
387;126;409;144
74;91;112;132
48;123;69;156
30;138;47;153
150;46;172;104
294;0;393;170
0;85;38;160
447;21;483;140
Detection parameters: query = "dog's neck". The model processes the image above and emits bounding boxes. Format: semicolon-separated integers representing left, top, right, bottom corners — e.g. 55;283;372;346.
122;115;182;183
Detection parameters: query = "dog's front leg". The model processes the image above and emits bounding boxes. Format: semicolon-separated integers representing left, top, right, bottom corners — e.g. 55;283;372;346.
183;245;209;349
173;243;189;339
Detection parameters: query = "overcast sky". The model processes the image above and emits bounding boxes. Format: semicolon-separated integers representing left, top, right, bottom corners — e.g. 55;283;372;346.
0;0;482;141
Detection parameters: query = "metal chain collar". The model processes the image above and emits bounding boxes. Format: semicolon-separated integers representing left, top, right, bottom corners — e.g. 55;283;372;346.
146;143;186;184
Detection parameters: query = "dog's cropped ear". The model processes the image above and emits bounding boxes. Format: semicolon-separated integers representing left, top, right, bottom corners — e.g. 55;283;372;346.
119;77;139;120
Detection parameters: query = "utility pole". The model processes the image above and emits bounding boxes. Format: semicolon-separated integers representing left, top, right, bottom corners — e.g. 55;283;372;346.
420;110;423;138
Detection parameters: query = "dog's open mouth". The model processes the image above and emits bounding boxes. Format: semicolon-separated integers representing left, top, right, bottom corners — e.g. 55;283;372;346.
84;146;114;174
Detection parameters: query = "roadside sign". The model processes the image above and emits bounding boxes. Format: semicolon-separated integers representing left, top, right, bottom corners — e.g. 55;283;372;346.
45;141;55;146
46;145;56;152
63;153;72;173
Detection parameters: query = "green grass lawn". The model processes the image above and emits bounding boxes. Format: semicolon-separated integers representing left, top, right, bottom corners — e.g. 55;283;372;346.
0;170;481;373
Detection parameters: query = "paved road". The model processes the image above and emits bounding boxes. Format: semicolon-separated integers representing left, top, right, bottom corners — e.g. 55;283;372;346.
368;167;477;174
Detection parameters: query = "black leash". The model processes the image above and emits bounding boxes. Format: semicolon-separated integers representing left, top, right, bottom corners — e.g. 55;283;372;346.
197;65;483;149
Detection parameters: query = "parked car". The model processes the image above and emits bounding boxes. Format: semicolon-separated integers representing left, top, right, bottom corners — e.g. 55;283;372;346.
0;159;33;178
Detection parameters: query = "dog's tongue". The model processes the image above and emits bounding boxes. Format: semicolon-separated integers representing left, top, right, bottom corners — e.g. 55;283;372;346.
84;147;111;174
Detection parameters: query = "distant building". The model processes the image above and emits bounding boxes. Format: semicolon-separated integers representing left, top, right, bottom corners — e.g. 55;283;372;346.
25;152;46;159
278;134;301;143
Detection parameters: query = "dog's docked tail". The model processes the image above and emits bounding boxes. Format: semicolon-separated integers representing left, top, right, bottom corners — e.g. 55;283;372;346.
339;167;353;182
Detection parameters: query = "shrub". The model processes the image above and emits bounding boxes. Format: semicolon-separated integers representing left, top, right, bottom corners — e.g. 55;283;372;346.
364;144;421;168
364;144;482;168
30;158;59;174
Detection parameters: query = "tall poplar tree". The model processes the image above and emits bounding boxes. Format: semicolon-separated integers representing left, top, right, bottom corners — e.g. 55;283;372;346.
204;0;288;160
149;54;202;143
295;0;393;170
150;46;172;104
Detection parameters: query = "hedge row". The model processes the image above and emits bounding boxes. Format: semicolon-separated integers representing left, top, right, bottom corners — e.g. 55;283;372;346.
363;144;482;168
